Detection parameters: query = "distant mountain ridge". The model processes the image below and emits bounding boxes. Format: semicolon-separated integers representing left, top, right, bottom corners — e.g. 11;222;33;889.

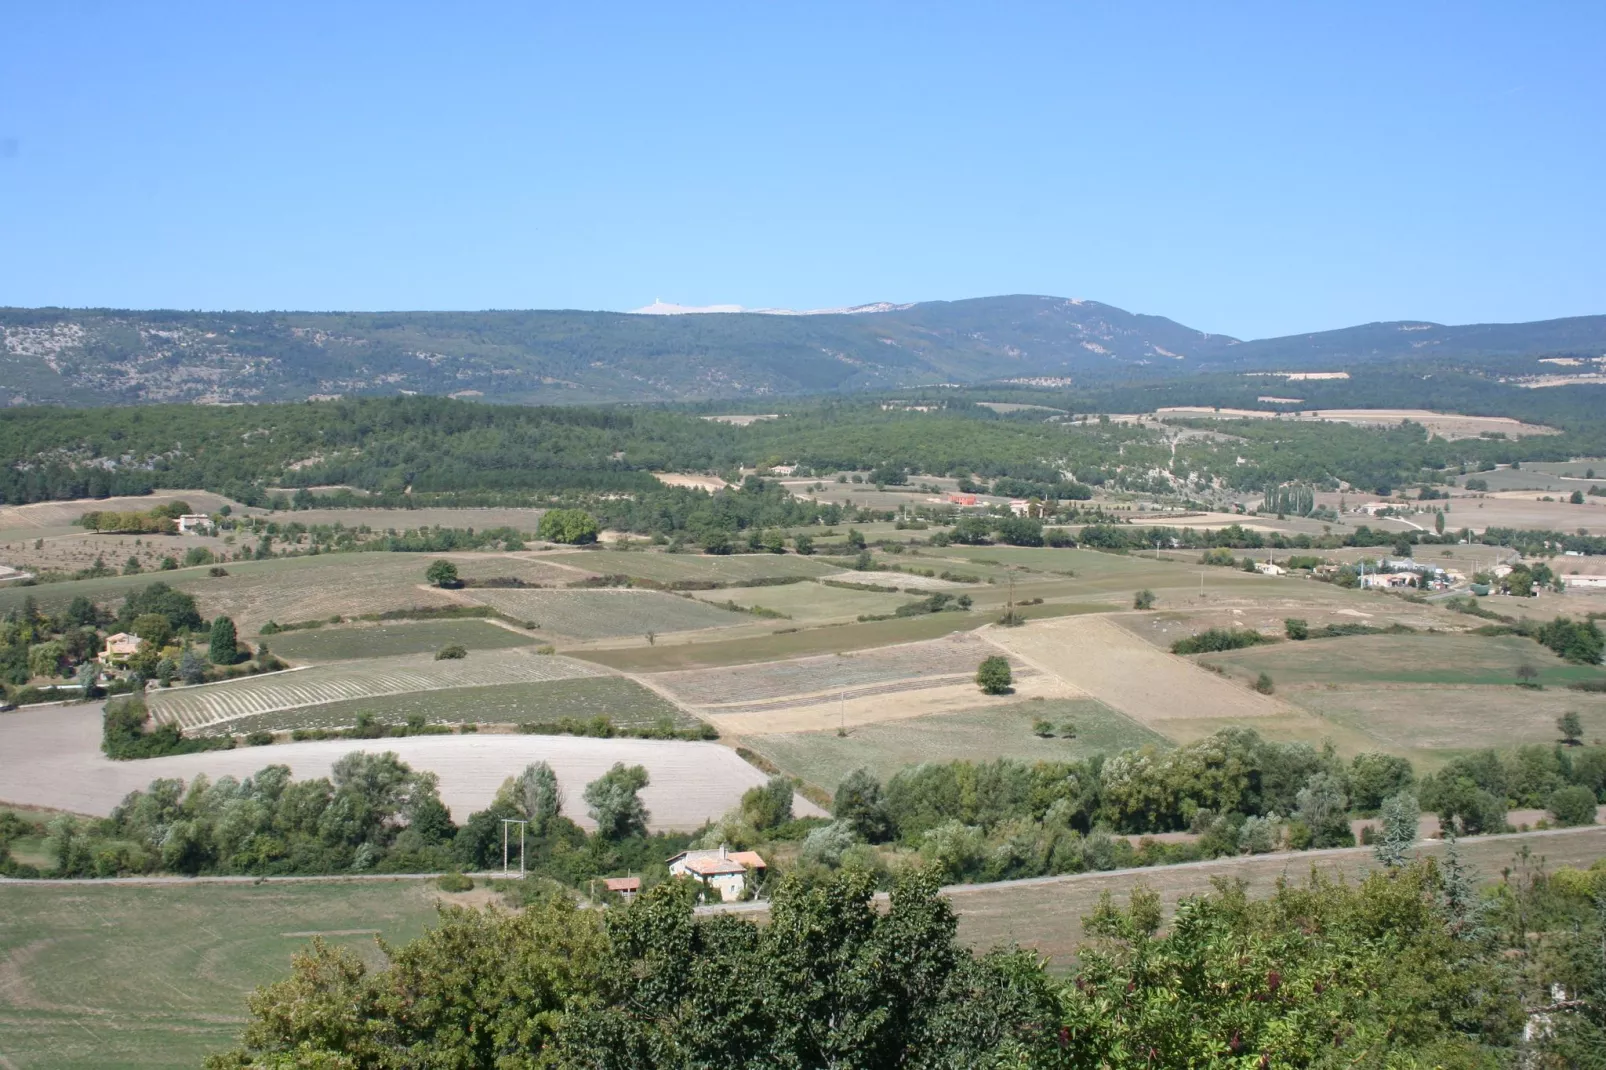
1;296;1602;407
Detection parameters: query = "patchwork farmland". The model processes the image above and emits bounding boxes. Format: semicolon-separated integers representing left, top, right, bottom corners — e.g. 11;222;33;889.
147;651;610;730
264;619;540;661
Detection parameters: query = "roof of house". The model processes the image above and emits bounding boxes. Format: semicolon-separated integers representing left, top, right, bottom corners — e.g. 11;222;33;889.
682;857;747;877
668;845;765;876
603;876;641;892
104;632;144;649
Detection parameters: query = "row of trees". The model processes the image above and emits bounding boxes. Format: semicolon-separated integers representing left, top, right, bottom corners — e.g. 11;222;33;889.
207;854;1606;1067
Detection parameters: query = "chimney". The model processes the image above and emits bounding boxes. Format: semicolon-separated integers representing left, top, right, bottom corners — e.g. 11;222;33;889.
720;843;727;859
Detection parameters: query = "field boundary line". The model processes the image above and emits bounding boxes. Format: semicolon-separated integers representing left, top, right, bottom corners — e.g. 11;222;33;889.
612;669;708;727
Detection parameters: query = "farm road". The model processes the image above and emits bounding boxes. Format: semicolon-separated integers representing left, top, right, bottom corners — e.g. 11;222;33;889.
0;704;824;830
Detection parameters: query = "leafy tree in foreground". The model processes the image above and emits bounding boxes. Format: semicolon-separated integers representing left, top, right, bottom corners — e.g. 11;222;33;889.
584;762;650;839
975;655;1013;695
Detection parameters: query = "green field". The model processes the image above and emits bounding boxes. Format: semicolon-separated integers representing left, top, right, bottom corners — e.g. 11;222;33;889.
1289;684;1606;767
547;549;836;584
464;588;745;638
746;698;1169;792
187;676;693;735
689;580;910;623
265;619;540;661
1201;632;1606;689
0;879;450;1069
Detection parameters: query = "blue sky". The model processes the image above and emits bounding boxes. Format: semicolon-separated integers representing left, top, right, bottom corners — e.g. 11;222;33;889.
1;2;1602;338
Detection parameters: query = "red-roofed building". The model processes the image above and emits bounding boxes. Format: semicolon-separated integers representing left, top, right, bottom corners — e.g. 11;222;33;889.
666;844;767;902
602;876;640;901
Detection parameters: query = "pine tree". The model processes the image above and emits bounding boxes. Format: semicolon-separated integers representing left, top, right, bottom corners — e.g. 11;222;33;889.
1375;791;1418;869
208;616;239;665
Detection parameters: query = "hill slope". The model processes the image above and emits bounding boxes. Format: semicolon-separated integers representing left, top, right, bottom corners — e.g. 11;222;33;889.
1;298;1602;406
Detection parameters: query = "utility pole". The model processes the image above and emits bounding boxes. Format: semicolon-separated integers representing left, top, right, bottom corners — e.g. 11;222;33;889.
501;818;528;876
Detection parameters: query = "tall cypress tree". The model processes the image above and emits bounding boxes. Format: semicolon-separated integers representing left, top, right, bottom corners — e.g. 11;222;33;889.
208;616;239;665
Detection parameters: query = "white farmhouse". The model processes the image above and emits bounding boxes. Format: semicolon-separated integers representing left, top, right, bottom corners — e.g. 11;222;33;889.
177;514;215;535
666;845;767;902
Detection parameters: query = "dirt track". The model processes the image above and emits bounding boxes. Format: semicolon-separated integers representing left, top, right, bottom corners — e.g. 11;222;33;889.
0;704;823;829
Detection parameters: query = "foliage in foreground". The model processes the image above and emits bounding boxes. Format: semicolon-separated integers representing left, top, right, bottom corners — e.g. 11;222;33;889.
206;857;1606;1068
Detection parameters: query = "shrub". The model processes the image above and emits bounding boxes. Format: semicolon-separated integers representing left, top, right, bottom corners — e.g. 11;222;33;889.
976;656;1013;695
1547;785;1598;827
1171;628;1270;655
1133;589;1155;610
435;644;468;661
1284;618;1309;641
1254;672;1276;695
437;871;475;892
244;730;275;746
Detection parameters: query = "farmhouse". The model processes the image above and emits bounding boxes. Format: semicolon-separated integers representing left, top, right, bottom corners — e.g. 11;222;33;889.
946;493;978;506
667;844;766;902
1564;575;1606;590
100;632;145;665
1254;561;1286;576
766;464;798;476
177;513;214;535
602;876;641;901
1360;573;1414;589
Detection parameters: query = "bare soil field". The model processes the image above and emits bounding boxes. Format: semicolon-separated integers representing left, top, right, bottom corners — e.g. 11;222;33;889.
463;588;746;639
148;650;609;729
1447;492;1606;533
983;615;1374;752
704;674;1071;735
746;697;1168;791
1156;407;1559;439
0;703;819;827
649;632;1005;709
952;826;1606;966
0;491;240;532
652;472;728;491
245;506;551;531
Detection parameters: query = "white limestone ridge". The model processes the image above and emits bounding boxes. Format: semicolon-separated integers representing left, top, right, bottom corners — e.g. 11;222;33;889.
628;299;912;316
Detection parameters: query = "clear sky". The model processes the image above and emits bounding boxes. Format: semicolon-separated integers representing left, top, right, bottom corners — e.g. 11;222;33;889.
2;2;1602;338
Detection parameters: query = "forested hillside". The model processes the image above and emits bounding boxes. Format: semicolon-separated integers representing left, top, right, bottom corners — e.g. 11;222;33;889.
3;297;1603;406
2;392;1601;510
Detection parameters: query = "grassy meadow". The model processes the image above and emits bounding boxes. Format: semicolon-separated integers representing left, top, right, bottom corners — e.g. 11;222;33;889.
264;619;540;661
746;697;1168;792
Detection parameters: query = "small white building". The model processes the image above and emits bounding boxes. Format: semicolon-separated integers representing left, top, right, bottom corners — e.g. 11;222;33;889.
177;514;214;535
1008;499;1032;517
767;464;798;477
666;845;766;903
1564;575;1606;590
1254;561;1286;576
1360;572;1415;589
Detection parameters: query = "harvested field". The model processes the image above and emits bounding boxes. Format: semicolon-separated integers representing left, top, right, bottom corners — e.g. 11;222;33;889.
747;697;1168;791
265;619;540;662
1155;407;1559;440
704;674;1072;735
546;550;836;584
244;506;550;531
1201;633;1606;689
463;588;745;638
652;472;728;490
0;703;818;826
148;651;609;730
196;677;696;736
651;633;1004;709
688;581;910;624
1289;685;1606;766
0;490;239;531
953;826;1606;966
983;615;1369;751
